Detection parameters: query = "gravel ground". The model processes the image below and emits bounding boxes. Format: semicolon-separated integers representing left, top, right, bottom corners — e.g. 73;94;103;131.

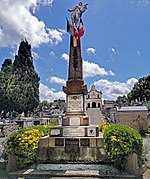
36;163;129;176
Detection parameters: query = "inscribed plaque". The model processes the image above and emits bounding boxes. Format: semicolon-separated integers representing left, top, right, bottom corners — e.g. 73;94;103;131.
51;129;60;136
63;127;85;137
70;117;80;125
67;94;83;112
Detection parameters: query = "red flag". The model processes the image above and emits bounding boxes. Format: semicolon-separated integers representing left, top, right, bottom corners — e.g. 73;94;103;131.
78;18;84;37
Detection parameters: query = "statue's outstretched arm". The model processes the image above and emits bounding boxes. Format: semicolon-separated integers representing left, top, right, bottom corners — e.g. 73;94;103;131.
68;9;73;12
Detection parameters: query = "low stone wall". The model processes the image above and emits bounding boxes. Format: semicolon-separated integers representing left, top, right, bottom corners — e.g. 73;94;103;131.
7;154;17;172
37;136;107;163
125;153;147;179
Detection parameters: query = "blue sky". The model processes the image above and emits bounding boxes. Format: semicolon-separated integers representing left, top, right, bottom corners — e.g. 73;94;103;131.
0;0;150;101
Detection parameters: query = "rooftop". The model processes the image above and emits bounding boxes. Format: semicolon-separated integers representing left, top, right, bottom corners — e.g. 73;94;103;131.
117;106;148;112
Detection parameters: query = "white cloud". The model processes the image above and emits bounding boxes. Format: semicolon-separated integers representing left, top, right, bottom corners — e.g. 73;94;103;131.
49;76;66;85
86;48;96;55
47;28;65;45
50;51;56;57
39;83;65;102
32;51;39;60
61;53;69;61
126;78;138;88
37;0;53;6
0;0;65;48
137;0;150;5
61;53;114;78
136;50;141;56
83;60;114;78
111;47;116;54
94;77;138;100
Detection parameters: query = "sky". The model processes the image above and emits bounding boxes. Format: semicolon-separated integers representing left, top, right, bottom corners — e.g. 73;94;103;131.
0;0;150;102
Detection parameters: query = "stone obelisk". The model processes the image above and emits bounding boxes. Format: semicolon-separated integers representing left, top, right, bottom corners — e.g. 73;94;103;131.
62;2;89;127
62;37;89;127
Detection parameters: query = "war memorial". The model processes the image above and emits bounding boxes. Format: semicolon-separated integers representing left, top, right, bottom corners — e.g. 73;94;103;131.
4;2;149;179
37;2;106;163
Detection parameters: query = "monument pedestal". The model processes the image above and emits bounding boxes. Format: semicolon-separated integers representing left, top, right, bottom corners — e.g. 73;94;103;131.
37;135;106;163
37;19;106;162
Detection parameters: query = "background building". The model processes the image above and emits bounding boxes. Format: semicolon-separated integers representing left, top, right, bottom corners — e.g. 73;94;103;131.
86;84;103;125
117;106;148;134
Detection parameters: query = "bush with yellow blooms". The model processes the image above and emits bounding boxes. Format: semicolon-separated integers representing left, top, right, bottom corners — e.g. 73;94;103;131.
103;123;143;169
4;125;50;168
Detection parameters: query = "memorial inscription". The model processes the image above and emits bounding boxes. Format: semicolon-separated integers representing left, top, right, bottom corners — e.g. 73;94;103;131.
55;139;64;146
63;127;85;137
65;139;79;160
51;129;60;136
70;117;80;125
68;94;83;112
80;139;90;146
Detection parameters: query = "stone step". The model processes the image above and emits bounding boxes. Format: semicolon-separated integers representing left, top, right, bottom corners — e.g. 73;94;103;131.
86;108;103;125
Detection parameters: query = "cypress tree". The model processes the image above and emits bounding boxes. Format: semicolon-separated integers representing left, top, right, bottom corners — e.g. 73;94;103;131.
0;59;13;118
8;40;40;116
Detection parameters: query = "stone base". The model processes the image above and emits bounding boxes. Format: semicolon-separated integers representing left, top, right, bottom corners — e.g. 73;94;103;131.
62;115;89;126
50;125;99;137
37;136;106;163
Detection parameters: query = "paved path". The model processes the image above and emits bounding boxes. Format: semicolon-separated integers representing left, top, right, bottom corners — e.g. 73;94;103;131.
86;108;103;125
143;137;150;162
0;137;5;160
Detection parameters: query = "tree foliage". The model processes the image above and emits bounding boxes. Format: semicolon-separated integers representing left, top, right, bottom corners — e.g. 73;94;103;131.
116;95;128;108
0;59;13;117
6;40;40;117
128;75;150;103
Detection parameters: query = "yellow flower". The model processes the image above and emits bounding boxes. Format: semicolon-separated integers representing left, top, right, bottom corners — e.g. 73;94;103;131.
111;136;117;141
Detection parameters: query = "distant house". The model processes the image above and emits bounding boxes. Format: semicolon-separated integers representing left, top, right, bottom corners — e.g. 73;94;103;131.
117;106;148;133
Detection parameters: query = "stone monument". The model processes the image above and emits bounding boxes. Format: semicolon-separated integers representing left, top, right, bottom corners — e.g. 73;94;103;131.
37;2;105;162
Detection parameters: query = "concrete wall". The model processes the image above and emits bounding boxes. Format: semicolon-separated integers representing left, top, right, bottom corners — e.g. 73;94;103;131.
118;111;148;132
125;153;147;179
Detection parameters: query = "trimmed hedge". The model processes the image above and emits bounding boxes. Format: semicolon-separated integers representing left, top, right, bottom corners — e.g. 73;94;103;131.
103;123;143;169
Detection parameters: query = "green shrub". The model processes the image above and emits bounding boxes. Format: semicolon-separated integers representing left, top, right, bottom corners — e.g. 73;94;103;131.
103;123;143;169
50;118;59;126
98;123;109;132
4;125;50;168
